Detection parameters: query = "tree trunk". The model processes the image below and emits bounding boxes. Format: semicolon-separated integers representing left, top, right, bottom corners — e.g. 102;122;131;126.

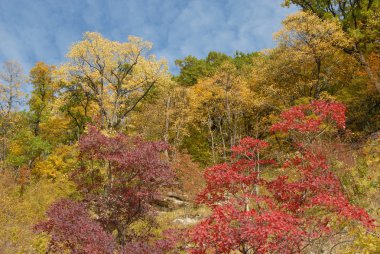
163;96;171;159
207;110;216;164
225;85;233;150
314;57;322;98
106;161;113;196
233;112;238;146
218;118;227;161
358;49;380;93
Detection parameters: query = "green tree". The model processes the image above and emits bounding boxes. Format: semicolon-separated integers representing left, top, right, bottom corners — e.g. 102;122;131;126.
175;51;231;86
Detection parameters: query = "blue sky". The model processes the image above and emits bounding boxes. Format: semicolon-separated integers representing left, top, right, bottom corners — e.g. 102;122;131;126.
0;0;297;74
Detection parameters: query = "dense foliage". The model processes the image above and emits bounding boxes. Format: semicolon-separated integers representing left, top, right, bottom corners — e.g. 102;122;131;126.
189;100;374;254
0;1;379;253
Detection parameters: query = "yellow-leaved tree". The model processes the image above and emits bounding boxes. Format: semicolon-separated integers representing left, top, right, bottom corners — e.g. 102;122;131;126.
188;61;254;162
29;62;56;137
57;32;170;131
263;11;354;100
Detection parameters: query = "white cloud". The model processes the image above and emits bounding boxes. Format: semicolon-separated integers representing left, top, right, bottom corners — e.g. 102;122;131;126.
0;0;297;74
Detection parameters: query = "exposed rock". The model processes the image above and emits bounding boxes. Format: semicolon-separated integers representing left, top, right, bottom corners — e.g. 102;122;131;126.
173;216;202;226
153;191;192;211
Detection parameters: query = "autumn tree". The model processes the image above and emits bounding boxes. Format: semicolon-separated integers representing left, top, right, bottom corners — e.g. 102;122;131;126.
0;168;76;253
127;79;192;160
284;0;380;92
6;126;51;171
172;51;267;165
188;61;251;162
35;125;177;252
29;62;56;136
0;61;24;116
35;198;179;254
0;61;24;168
57;32;170;131
180;54;268;165
31;144;78;179
74;126;175;245
189;100;374;254
35;199;116;254
270;11;353;99
245;10;378;137
5;61;70;174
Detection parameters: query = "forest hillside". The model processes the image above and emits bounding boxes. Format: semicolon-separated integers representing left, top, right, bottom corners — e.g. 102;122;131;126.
0;1;379;253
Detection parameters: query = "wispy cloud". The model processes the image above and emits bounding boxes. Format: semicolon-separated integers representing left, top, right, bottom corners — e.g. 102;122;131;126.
0;0;297;74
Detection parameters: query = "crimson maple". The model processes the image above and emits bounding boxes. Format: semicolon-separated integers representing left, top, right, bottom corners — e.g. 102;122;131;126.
270;100;346;135
35;198;179;254
36;125;176;253
34;199;116;254
189;100;373;254
76;125;175;244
